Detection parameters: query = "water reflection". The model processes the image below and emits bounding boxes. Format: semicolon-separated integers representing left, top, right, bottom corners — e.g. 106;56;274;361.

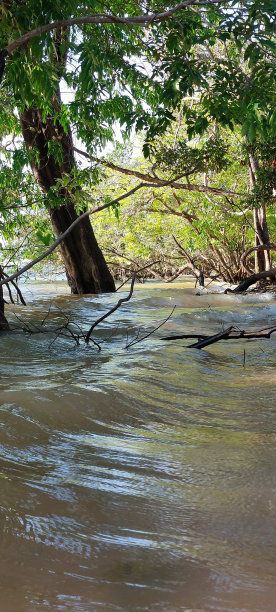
0;279;275;610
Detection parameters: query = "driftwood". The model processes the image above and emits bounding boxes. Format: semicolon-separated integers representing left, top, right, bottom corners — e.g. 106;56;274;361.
162;326;276;349
187;326;234;348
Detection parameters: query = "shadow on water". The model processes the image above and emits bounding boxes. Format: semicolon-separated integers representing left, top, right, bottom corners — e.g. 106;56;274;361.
0;278;275;611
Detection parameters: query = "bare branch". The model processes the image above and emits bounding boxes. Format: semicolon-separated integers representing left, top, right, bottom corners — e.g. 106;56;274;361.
85;273;137;344
162;326;276;345
173;235;204;285
73;146;244;199
116;260;161;290
125;305;176;348
241;243;276;270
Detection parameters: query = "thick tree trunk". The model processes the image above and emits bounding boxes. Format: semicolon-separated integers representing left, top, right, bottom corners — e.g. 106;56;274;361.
249;154;271;274
20;107;115;294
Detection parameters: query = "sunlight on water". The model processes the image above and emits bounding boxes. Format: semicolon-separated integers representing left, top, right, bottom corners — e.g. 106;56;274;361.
0;278;275;611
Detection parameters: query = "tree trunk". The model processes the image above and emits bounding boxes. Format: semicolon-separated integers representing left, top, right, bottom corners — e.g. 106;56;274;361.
0;268;9;330
249;154;271;274
20;107;115;294
253;205;271;273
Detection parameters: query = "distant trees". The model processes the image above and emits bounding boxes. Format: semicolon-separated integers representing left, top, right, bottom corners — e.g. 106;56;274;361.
153;1;276;274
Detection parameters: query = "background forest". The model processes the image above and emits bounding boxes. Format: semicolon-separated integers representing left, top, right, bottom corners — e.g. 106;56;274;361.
0;0;275;304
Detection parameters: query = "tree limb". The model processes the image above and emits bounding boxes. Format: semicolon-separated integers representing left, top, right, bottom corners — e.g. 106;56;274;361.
240;244;276;270
3;1;231;56
85;273;137;344
162;326;276;346
73;146;244;199
0;173;187;288
187;326;233;348
225;268;276;293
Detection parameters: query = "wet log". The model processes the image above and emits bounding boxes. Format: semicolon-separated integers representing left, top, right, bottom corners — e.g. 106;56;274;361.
187;327;234;349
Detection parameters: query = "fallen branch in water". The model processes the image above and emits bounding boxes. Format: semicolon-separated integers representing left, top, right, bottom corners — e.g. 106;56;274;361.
225;268;276;293
85;273;137;345
187;326;234;348
162;325;276;349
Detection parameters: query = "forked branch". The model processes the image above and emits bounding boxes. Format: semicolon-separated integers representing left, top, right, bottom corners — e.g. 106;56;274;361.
85;274;136;344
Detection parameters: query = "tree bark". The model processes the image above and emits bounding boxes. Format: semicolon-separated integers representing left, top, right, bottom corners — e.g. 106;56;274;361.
249;154;272;273
225;267;276;293
0;268;9;330
20;107;115;294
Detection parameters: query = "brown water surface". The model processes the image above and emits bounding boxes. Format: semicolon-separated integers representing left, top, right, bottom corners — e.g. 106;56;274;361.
0;279;275;611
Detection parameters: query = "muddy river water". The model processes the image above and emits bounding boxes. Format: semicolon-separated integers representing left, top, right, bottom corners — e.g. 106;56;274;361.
0;278;275;611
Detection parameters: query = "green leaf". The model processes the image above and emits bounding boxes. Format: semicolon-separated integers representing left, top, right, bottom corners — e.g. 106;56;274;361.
248;123;256;142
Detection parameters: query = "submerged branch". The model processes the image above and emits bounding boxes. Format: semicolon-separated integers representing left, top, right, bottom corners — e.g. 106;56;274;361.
162;325;276;349
125;306;176;349
85;274;137;344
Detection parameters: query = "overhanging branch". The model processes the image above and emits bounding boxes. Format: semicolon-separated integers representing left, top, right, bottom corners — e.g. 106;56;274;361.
73;146;244;199
0;173;188;288
3;1;231;55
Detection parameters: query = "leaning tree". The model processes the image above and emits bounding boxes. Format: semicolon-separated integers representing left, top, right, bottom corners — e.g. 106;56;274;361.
0;0;209;295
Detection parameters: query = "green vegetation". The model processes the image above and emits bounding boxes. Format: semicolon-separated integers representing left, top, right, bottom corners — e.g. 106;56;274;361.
0;0;275;318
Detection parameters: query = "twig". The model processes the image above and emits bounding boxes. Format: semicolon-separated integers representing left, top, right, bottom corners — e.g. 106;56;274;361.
85;273;137;344
116;260;161;291
125;306;176;349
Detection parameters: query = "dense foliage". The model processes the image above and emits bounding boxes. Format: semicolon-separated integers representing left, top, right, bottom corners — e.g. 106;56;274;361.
0;0;275;290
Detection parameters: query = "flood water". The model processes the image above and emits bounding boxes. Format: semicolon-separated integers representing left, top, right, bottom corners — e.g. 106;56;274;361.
0;278;275;611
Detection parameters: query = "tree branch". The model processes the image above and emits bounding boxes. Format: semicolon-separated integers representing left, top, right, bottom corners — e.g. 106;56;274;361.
125;306;176;348
240;244;276;270
162;326;276;346
3;1;231;55
0;174;187;288
85;273;137;344
225;268;276;293
73;146;244;199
